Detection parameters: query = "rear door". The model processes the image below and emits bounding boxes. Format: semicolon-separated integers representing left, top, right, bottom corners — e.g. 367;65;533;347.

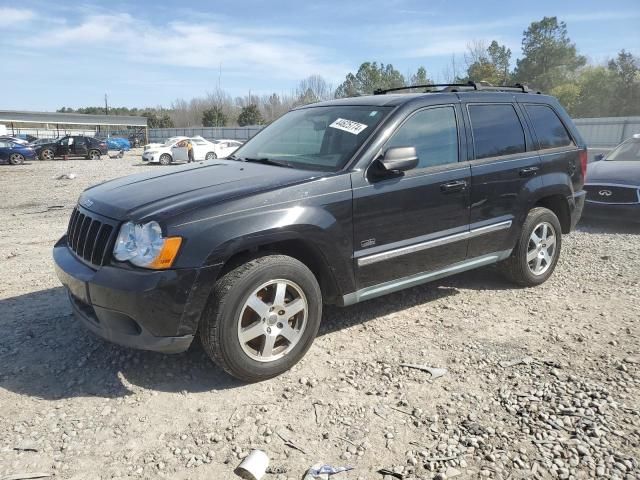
352;104;471;289
463;101;541;258
73;136;88;157
191;138;210;160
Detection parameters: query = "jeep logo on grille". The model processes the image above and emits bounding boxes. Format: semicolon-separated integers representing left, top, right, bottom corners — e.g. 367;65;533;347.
598;190;612;197
80;198;94;208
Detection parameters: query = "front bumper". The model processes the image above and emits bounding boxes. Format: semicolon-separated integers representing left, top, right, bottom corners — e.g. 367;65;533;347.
141;153;157;162
582;200;640;223
53;236;221;353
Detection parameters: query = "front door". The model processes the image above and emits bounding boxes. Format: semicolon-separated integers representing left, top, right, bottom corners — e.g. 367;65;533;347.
172;140;189;162
352;105;471;289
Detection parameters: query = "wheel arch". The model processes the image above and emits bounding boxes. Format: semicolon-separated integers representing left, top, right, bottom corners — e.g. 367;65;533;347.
533;194;571;234
217;236;341;305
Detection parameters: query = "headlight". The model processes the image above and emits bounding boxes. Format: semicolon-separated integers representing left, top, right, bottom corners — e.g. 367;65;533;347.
113;221;182;269
145;150;157;155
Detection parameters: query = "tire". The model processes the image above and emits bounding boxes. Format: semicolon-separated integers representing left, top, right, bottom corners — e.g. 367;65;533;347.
159;153;172;165
200;255;322;382
9;153;25;165
205;152;217;160
499;207;562;287
88;150;101;160
40;149;54;161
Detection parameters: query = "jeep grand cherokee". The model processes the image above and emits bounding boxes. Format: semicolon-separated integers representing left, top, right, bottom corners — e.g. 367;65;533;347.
53;83;586;382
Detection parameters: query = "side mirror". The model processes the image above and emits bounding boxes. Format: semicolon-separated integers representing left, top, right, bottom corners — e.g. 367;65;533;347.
378;146;418;173
594;153;605;161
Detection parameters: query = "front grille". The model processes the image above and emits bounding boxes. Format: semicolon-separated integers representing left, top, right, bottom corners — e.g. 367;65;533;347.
67;207;116;266
584;185;640;204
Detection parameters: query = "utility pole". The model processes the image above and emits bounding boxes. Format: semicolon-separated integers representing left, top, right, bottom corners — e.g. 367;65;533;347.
104;93;109;115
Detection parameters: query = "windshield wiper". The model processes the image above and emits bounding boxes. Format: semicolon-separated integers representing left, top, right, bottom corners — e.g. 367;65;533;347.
240;157;294;168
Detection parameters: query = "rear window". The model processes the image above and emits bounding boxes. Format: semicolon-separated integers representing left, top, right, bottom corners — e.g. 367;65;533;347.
524;104;573;149
468;104;526;159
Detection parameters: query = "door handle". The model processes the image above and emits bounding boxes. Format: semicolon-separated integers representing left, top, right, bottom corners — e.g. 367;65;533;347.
440;180;467;193
519;166;539;177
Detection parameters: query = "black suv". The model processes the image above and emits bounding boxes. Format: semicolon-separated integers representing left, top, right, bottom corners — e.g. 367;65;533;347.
35;135;107;160
53;84;586;381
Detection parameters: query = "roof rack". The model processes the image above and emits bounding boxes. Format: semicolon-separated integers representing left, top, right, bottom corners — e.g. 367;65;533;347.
373;81;536;95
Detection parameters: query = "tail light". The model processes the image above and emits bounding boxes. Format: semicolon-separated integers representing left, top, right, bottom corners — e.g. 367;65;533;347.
578;148;588;179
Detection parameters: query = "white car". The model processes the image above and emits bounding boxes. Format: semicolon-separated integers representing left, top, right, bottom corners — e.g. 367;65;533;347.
142;136;242;165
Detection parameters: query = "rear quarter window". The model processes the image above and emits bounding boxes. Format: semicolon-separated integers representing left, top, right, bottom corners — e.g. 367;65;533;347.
468;104;526;159
524;104;573;150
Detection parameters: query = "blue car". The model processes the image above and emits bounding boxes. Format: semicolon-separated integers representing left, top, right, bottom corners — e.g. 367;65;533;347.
0;140;37;165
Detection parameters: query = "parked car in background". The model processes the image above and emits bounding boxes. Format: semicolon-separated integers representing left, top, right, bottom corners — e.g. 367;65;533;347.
142;136;188;165
142;136;232;165
34;135;107;160
53;84;586;381
0;140;37;165
583;134;640;222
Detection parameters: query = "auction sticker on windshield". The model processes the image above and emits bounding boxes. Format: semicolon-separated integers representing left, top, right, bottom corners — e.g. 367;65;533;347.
329;118;368;135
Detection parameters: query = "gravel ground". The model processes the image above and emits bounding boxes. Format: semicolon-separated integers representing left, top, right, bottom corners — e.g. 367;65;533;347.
0;151;638;480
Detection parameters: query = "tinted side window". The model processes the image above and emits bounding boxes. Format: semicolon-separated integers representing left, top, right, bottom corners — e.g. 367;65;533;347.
468;104;526;159
525;104;573;149
386;106;458;169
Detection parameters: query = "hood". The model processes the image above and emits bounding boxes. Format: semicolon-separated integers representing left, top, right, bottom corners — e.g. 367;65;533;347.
586;160;640;186
79;160;322;222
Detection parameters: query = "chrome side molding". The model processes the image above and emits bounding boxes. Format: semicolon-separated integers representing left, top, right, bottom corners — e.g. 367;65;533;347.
357;220;512;267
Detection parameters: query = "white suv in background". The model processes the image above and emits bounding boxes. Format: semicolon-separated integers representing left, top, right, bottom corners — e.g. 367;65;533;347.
142;136;242;165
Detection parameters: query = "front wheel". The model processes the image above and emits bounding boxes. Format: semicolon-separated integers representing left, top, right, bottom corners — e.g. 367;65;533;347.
88;150;101;160
205;151;217;160
159;153;172;165
499;207;562;286
9;153;25;165
200;255;322;382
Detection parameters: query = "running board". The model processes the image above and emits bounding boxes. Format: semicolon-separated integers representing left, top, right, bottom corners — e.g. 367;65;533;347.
341;250;512;306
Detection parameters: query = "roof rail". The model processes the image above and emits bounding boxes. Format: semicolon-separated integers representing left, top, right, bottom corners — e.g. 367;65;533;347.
373;81;537;95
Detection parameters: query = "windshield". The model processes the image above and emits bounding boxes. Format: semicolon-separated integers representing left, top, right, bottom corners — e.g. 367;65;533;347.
232;105;392;171
606;138;640;161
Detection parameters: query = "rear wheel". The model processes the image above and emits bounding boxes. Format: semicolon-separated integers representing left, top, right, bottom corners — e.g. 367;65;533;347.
88;150;101;160
159;153;172;165
9;153;25;165
200;255;322;382
40;149;54;161
205;151;217;160
499;207;562;286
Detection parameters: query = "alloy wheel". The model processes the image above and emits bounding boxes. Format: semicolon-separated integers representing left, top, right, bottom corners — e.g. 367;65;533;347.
9;153;24;165
41;149;54;160
237;279;308;362
527;221;557;275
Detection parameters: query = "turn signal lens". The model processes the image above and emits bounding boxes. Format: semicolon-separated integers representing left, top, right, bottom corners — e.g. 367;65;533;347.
148;237;182;269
